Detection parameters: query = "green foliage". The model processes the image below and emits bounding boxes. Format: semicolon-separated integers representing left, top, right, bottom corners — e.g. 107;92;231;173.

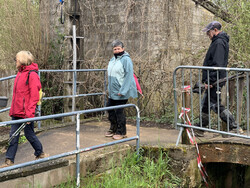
56;150;181;188
82;150;181;188
227;1;249;67
212;0;250;67
18;135;27;144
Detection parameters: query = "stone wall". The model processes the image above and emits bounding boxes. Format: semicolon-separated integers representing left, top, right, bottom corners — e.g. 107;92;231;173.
77;0;214;115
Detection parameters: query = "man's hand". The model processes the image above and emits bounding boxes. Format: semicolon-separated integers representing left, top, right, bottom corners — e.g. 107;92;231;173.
205;84;213;89
118;93;122;96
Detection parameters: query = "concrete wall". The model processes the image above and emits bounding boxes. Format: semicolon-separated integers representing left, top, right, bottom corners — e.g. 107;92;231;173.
80;0;213;63
39;0;215;116
78;0;214;114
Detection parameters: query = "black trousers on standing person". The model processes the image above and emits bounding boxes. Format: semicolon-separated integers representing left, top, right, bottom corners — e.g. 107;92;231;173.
107;98;128;135
200;86;237;129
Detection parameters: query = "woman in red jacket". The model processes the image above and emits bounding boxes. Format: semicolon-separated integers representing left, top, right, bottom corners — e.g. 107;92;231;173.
3;51;46;167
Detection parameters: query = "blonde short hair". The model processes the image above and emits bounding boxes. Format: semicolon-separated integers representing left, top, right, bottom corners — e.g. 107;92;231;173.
16;51;35;66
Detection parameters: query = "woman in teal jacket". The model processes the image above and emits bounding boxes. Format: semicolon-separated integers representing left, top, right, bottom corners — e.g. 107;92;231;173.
106;40;137;140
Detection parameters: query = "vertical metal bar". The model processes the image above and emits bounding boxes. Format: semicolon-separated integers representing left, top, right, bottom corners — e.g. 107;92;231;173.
198;69;202;127
135;106;140;155
247;72;249;136
207;70;211;129
182;69;185;121
217;70;220;131
73;0;79;183
72;25;77;122
190;70;194;125
236;71;239;132
76;113;80;188
173;69;178;129
104;71;107;108
226;71;229;131
176;127;184;146
38;71;42;129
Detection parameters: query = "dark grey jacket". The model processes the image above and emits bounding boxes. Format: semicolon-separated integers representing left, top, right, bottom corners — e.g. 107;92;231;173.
202;32;230;84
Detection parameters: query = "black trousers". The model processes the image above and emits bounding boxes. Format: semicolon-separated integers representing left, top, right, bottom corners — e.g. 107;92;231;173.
107;98;128;135
201;86;236;128
6;117;43;162
202;86;225;114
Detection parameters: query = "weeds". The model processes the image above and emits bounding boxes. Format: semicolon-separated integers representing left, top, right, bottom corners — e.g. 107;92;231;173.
18;135;27;144
58;150;181;188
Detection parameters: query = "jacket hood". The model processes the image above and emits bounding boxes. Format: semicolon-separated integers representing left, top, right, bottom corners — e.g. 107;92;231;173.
19;62;39;72
112;51;130;60
212;31;230;43
122;51;130;57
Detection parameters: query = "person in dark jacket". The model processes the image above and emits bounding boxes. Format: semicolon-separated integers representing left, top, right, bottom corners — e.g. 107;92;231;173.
195;21;243;137
1;51;46;167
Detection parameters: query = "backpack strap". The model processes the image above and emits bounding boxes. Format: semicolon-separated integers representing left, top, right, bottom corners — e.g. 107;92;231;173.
26;70;38;85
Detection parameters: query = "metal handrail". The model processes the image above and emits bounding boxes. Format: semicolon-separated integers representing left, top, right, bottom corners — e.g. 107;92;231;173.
0;107;10;113
0;75;16;81
0;69;108;127
173;66;250;145
0;104;140;188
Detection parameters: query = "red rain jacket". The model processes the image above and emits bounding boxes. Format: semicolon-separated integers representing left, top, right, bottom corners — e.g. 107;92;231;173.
9;63;41;118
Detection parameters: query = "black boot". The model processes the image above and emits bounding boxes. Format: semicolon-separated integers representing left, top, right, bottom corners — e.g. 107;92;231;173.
220;109;237;130
194;113;209;137
220;109;243;133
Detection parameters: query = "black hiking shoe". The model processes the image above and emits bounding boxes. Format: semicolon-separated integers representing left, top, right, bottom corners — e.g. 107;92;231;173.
193;129;204;137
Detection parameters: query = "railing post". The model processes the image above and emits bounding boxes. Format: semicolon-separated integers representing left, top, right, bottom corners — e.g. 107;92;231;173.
136;106;140;156
76;113;80;187
72;24;77;122
182;81;191;145
238;77;245;125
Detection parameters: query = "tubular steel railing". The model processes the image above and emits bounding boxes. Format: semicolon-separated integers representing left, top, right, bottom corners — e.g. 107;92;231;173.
0;69;107;128
173;66;250;145
0;104;140;188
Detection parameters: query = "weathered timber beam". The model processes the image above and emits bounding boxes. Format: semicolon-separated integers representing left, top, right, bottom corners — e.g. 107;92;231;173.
192;0;232;23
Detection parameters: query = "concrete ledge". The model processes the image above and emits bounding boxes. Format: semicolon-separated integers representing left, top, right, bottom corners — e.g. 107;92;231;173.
199;143;250;166
0;158;69;182
0;144;132;188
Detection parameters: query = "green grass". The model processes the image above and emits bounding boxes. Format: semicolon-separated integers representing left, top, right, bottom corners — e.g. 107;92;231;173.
18;135;27;144
57;150;181;188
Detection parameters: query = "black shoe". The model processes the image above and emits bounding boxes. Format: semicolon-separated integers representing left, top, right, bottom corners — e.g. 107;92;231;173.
193;129;204;137
229;127;244;134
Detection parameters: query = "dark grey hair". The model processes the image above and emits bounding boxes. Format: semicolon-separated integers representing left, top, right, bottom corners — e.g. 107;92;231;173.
111;39;124;48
